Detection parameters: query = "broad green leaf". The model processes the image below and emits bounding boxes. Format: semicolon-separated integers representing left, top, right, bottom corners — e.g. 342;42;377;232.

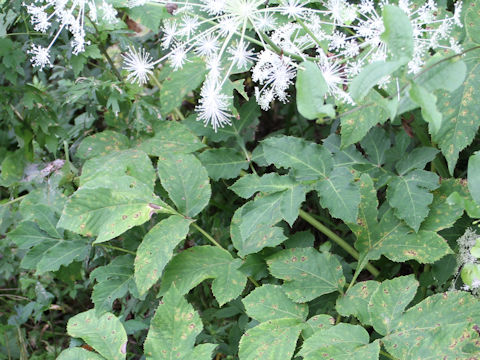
8;221;59;249
468;151;480;205
243;285;308;322
267;248;345;303
466;6;480;45
182;344;217;359
35;240;89;275
433;52;480;174
296;61;329;120
395;147;439;175
314;167;360;223
134;215;192;296
57;347;105;360
368;275;418;336
159;246;247;306
409;83;443;135
340;91;393;148
229;173;297;199
349;60;404;102
76;131;130;160
323;134;370;168
160;58;207;114
300;323;379;360
19;203;61;238
360;127;391;166
301;314;335;339
284;231;315;249
198;148;248;180
136;121;204;156
261;136;333;180
0;150;25;186
387;169;439;231
79;149;155;188
144;286;207;360
383;291;480;359
336;280;379;326
381;5;414;61
157;153;211;217
126;3;168;31
90;255;136;315
67;310;127;360
238;319;304;360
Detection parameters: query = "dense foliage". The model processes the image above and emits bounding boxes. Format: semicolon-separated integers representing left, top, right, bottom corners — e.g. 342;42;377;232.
2;0;480;359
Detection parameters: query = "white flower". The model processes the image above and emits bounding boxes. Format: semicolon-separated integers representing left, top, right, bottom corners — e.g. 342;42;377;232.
28;44;52;70
228;41;255;70
122;47;155;85
196;79;233;131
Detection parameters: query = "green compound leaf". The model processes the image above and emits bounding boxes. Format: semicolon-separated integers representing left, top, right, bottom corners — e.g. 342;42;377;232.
296;61;329;120
381;5;414;61
314;166;360;223
238;319;304;360
433;51;480;174
387;169;439;231
383;291;480;359
267;248;345;303
198;148;248;181
261;136;333;180
57;347;105;360
144;285;214;360
243;284;308;322
299;324;379;360
160;58;207;114
90;255;136;315
67;310;127;360
136;121;204;156
134;215;192;296
157;152;211;218
229;173;297;199
336;280;379;327
468;151;480;205
368;275;418;336
76;130;130;160
159;246;247;306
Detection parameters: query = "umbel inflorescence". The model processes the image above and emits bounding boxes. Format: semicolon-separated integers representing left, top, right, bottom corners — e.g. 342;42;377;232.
24;0;463;131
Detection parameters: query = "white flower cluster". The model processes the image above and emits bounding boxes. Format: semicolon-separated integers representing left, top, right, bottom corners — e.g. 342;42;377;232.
24;0;118;70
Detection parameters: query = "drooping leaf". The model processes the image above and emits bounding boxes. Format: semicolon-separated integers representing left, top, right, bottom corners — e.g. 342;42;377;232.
267;248;345;303
198;148;248;181
67;310;127;360
243;284;308;322
134;215;192;296
296;61;329;120
238;319;304;360
76;130;130;160
387;169;439;231
157;153;211;217
159;246;247;306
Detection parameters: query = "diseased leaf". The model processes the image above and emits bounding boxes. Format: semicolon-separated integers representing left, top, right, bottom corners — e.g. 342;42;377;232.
135;215;192;296
238;319;304;360
159;246;247;306
198;148;248;181
157;153;211;217
229;173;297;199
336;280;379;326
243;284;308;322
76;131;130;160
267;248;345;303
301;314;335;339
67;310;127;360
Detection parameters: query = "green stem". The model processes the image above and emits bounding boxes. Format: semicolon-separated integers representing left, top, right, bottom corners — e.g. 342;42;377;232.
95;243;136;255
1;194;27;207
299;209;380;277
380;350;397;360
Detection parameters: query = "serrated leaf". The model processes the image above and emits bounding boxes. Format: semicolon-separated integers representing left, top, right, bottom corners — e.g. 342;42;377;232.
336;280;379;326
387;169;439;231
8;221;59;249
296;61;329;120
90;255;135;315
144;285;208;360
468;151;480;205
395;147;439;175
76;131;130;160
381;5;414;61
300;323;379;360
238;319;304;360
360;127;391;166
159;246;247;306
323;134;370;168
160;58;207;113
135;215;192;296
67;310;127;360
368;275;418;336
229;173;297;199
243;285;308;322
19;203;61;238
57;347;105;360
433;52;480;174
314;167;360;223
198;148;248;180
136;121;204;156
157;153;211;217
383;291;480;359
301;314;335;339
261;136;333;180
35;240;89;275
267;248;345;303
